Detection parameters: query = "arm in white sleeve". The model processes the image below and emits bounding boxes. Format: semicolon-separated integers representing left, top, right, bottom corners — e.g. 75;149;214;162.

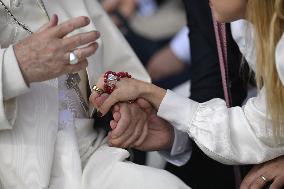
2;46;30;100
157;89;284;165
169;26;191;64
159;128;192;166
0;46;30;130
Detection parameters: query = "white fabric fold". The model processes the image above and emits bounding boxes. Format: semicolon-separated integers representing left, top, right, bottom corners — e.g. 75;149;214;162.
275;33;284;86
2;46;29;100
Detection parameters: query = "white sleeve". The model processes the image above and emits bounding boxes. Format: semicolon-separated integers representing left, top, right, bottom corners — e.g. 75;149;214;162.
2;46;30;100
159;128;192;166
0;46;30;130
275;33;284;86
169;26;191;64
157;89;284;165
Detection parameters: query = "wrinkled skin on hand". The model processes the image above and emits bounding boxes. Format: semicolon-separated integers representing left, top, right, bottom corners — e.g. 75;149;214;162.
92;93;174;151
14;15;100;84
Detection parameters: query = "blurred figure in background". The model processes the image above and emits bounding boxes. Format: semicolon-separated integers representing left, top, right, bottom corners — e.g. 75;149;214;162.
100;0;186;65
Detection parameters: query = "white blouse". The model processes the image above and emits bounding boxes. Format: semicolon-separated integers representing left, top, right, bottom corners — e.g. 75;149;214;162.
158;20;284;165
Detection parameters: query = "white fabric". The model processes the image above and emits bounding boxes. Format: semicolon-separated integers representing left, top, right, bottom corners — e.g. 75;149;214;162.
231;19;284;86
157;20;284;165
0;0;190;189
275;33;284;86
159;128;192;166
2;46;30;100
170;26;191;63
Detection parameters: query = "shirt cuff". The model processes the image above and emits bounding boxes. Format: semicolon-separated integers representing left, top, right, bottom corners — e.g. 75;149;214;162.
159;128;192;166
2;46;30;100
157;90;199;133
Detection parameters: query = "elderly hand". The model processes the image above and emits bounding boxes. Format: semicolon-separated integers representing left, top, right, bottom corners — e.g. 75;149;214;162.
14;14;100;84
108;102;149;148
91;86;174;150
109;98;174;151
92;92;150;149
240;156;284;189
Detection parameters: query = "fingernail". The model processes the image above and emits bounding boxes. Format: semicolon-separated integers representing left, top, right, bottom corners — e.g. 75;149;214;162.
97;110;103;117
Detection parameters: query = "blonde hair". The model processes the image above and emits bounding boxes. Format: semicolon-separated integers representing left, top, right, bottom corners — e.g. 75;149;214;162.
247;0;284;142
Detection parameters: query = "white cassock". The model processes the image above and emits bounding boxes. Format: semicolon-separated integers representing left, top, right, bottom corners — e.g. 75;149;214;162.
0;0;190;189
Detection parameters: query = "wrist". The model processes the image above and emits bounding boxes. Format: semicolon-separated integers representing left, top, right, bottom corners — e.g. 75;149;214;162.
13;44;31;85
140;82;167;110
165;126;175;150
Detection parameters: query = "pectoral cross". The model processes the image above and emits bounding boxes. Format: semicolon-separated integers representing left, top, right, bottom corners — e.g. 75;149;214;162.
66;73;90;118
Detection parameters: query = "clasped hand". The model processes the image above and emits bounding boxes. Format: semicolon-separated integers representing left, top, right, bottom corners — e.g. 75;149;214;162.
90;74;173;151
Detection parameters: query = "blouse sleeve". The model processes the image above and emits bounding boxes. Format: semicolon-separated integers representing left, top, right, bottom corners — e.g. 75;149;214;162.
275;33;284;86
157;89;284;165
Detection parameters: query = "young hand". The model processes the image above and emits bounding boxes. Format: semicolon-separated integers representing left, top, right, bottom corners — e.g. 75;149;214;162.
240;156;284;189
89;73;166;116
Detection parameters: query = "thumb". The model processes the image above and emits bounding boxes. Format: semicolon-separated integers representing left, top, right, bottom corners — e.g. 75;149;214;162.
136;98;154;114
37;14;58;32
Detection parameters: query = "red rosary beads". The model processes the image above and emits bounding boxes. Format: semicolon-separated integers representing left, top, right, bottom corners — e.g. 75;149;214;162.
104;71;132;94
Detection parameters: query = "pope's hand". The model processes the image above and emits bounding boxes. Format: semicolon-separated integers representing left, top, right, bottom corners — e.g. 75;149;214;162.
108;102;149;149
14;14;100;84
109;98;175;151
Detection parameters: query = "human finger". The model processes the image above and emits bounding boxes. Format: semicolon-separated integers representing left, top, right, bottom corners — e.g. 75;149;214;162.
63;31;100;51
89;93;109;109
110;120;118;130
122;112;146;148
98;92;122;115
74;42;98;59
65;59;88;73
250;174;272;189
132;122;148;148
113;111;121;122
37;14;58;32
240;165;262;189
112;104;120;112
111;104;132;138
89;74;105;104
269;177;284;189
52;16;90;38
62;42;98;65
109;121;136;148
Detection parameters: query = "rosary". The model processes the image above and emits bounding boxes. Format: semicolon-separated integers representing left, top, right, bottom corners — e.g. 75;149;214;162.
0;0;90;117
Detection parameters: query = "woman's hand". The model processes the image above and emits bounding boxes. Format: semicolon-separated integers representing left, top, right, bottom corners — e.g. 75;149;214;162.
89;73;167;116
240;156;284;189
14;15;100;84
